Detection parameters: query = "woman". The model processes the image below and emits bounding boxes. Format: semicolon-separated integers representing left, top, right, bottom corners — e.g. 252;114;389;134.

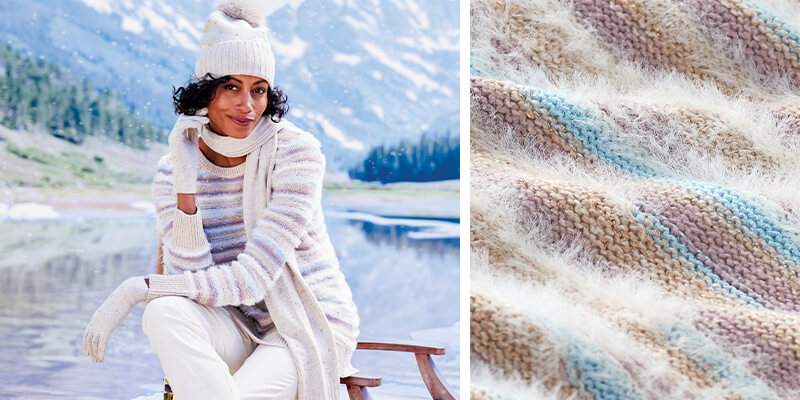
82;1;360;399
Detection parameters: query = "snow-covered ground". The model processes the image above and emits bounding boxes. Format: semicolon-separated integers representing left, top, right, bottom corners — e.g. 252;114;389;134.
0;202;59;221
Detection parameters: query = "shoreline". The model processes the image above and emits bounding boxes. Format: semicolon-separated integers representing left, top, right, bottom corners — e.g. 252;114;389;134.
0;181;460;221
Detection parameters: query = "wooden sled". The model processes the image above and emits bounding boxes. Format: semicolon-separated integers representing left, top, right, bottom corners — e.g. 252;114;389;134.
155;239;456;399
338;339;455;400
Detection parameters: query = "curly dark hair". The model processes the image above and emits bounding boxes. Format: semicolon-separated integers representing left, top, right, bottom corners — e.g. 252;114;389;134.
172;73;289;122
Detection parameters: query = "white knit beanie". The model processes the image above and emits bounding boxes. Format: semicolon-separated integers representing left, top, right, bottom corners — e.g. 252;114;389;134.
194;0;276;88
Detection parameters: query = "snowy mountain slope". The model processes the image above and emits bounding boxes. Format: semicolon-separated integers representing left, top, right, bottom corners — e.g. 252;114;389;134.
0;0;459;172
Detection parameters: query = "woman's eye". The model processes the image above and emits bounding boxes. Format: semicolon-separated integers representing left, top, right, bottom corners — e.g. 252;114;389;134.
224;84;238;90
253;87;267;94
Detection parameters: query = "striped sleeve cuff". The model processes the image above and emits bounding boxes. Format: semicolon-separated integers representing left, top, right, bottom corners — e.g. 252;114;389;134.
146;273;191;302
170;208;210;250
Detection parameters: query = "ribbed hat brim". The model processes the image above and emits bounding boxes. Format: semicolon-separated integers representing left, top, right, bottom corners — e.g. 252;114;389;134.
194;40;275;87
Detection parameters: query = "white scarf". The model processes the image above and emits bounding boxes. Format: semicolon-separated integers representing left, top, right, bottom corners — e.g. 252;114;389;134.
201;117;340;400
201;116;281;238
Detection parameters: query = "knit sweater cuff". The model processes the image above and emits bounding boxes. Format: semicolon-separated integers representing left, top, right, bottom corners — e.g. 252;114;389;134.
146;273;191;302
170;208;210;250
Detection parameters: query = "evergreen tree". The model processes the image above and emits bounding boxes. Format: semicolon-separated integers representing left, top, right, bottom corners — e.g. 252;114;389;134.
0;43;165;149
349;131;460;183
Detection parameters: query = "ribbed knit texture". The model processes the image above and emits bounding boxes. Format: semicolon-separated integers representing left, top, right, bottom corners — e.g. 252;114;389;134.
151;127;359;366
194;40;275;86
145;273;191;303
472;0;800;398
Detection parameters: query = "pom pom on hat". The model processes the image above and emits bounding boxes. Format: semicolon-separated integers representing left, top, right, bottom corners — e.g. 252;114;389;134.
217;0;264;28
194;0;275;87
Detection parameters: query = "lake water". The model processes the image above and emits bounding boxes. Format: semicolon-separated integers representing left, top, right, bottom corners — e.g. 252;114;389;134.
0;210;460;399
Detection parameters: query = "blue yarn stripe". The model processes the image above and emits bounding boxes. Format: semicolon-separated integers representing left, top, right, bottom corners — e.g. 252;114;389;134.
517;313;642;399
564;337;642;400
632;207;764;308
300;260;331;275
205;224;244;236
202;207;244;217
518;87;800;280
645;205;775;307
522;88;658;178
470;49;495;78
665;322;780;400
741;0;800;61
687;181;800;274
513;86;595;161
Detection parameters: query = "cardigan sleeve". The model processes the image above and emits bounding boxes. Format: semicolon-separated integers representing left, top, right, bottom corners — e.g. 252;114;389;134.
148;129;325;307
151;155;215;274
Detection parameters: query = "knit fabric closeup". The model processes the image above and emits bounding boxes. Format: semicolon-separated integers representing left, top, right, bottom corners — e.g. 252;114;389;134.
471;0;800;398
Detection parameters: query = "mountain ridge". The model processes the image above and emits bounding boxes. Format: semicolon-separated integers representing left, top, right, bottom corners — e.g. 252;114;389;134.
0;0;459;172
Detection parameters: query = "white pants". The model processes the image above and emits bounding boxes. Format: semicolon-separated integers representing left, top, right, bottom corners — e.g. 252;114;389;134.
142;296;298;400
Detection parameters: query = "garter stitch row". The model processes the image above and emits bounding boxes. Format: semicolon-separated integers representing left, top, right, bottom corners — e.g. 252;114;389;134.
471;0;800;398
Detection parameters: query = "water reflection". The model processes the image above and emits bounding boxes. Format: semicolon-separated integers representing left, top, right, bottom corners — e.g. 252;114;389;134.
347;219;459;253
327;210;459;256
0;221;157;302
0;219;160;399
0;211;459;399
326;213;460;398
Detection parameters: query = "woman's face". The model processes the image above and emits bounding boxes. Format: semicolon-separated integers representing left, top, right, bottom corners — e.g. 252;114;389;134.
206;74;269;139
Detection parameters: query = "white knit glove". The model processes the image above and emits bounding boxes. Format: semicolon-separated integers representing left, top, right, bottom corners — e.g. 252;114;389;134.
168;108;209;194
83;276;149;363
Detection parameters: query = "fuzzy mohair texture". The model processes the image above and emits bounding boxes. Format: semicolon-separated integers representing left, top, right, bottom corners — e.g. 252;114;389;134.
217;0;264;27
470;0;800;399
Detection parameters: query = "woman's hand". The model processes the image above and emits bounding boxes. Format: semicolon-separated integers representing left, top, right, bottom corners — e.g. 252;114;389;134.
177;193;198;215
169;108;209;194
83;276;149;363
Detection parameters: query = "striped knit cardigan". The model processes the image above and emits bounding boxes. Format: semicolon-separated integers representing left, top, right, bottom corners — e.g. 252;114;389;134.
150;127;360;386
471;0;800;398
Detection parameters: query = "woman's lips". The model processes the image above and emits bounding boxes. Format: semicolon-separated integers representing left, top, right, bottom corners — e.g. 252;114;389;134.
228;115;254;126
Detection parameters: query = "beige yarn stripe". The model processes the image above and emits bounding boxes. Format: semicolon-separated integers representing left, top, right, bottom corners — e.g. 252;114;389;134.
474;0;613;78
473;152;738;303
470;77;599;167
644;184;800;306
688;186;800;285
471;293;580;398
